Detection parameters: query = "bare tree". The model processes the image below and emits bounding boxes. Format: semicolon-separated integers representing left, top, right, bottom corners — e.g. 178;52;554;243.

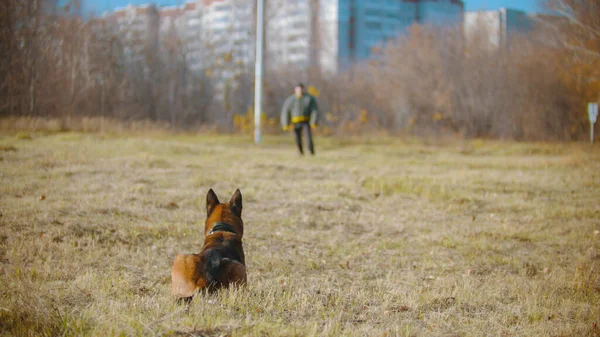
540;0;600;64
537;1;600;100
365;23;579;140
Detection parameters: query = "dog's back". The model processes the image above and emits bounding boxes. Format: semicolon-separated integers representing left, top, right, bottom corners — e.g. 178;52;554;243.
171;189;246;299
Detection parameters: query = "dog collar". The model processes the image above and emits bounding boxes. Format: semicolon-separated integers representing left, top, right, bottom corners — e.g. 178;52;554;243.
209;222;237;235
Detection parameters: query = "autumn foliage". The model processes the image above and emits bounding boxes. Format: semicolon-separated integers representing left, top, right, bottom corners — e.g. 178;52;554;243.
0;0;597;140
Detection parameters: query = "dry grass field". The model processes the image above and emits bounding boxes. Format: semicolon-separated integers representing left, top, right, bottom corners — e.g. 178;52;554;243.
1;132;599;336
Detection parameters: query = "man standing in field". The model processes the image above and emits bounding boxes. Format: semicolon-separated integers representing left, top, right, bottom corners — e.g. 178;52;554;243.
281;83;319;155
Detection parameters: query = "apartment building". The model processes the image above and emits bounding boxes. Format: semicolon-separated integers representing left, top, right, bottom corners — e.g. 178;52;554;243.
101;0;465;76
267;0;464;74
110;4;160;63
159;2;204;72
336;0;463;72
104;1;205;71
266;0;312;70
183;2;204;72
201;0;255;93
464;8;534;50
202;0;254;66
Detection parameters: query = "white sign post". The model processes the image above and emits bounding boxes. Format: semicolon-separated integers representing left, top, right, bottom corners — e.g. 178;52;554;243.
589;103;598;144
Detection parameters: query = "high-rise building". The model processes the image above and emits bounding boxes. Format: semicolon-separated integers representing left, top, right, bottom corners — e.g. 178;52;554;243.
159;5;185;37
159;2;204;72
182;2;204;72
266;0;312;70
201;0;255;93
202;0;254;66
267;0;464;74
102;0;253;97
101;0;465;76
464;8;534;50
110;4;160;63
332;0;464;73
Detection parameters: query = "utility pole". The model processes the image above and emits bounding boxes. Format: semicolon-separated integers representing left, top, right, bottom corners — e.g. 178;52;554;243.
254;0;264;144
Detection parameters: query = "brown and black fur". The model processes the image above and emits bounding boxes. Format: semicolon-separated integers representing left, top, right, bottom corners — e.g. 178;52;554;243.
171;189;246;300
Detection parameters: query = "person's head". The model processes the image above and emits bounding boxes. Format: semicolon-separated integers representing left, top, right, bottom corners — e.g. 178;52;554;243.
294;83;305;98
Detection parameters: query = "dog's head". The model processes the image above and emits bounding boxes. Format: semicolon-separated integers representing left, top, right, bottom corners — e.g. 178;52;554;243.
204;188;244;239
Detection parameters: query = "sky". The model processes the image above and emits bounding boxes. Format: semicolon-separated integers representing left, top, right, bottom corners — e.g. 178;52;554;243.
81;0;541;16
82;0;176;15
465;0;540;13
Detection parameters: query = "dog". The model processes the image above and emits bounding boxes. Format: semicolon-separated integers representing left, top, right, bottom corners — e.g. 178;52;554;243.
171;188;246;300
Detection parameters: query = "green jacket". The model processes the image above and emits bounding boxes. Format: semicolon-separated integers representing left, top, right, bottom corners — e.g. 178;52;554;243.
281;93;319;128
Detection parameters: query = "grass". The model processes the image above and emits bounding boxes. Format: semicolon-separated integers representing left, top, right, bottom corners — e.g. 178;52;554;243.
0;131;599;336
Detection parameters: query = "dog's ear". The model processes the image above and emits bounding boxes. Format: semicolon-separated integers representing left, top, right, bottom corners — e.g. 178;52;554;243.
229;189;242;217
206;189;220;216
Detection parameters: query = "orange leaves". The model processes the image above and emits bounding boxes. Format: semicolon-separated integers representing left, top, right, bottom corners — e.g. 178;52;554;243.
222;52;233;63
358;109;369;124
232;108;277;134
307;85;320;98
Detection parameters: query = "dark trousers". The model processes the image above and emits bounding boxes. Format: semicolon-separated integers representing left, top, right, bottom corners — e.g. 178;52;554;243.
293;122;315;155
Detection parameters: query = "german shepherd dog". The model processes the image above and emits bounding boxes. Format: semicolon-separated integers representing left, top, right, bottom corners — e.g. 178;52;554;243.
171;189;246;300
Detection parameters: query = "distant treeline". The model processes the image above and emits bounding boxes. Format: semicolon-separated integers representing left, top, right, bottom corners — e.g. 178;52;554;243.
1;0;597;140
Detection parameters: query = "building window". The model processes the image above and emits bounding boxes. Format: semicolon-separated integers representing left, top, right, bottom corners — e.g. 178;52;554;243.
288;34;304;42
292;21;306;29
213;4;231;11
364;9;381;16
365;21;382;30
289;47;305;55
